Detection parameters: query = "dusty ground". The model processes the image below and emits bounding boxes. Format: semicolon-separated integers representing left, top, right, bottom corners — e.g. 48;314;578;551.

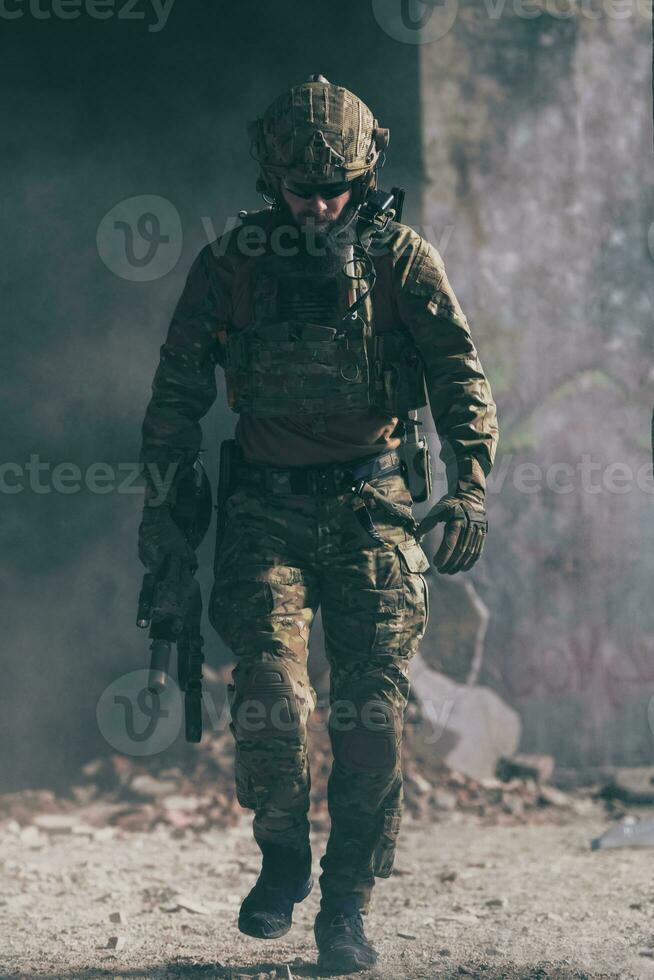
1;810;654;980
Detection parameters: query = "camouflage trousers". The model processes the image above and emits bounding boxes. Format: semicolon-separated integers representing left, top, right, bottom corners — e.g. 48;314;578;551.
208;468;430;913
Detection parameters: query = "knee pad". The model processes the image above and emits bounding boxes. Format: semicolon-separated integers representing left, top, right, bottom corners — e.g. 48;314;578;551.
231;661;303;741
330;696;400;774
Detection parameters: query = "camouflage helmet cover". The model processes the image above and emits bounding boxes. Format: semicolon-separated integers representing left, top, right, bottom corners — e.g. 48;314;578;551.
248;74;390;192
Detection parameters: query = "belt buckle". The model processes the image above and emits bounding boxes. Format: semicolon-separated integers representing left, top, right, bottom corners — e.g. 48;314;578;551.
316;469;332;495
306;469;319;495
332;466;346;493
307;467;334;495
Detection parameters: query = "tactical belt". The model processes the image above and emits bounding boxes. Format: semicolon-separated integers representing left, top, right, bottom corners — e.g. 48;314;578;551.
234;449;403;497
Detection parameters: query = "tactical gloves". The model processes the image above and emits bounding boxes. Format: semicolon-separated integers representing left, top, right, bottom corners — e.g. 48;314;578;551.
415;494;488;575
138;503;197;575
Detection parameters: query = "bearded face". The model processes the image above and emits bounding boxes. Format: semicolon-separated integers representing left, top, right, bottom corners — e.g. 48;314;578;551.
279;178;354;234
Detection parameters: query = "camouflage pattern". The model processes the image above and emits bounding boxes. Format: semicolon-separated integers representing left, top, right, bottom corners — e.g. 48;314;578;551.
224;233;429;420
208;469;430;913
248;74;389;193
138;198;499;914
139;208;498;506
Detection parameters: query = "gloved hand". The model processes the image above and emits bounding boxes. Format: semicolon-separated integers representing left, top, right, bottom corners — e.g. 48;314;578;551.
149;556;199;634
415;494;488;575
138;503;198;575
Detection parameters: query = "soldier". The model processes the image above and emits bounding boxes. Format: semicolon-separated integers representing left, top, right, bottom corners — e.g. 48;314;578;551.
138;75;498;973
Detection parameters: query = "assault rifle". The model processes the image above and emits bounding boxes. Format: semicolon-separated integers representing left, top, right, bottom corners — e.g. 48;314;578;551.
136;455;212;742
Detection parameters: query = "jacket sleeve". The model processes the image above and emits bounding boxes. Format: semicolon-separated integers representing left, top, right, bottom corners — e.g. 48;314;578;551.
394;233;499;508
139;244;230;503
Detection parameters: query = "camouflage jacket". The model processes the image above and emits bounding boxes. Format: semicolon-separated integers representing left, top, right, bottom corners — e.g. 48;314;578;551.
139;208;498;508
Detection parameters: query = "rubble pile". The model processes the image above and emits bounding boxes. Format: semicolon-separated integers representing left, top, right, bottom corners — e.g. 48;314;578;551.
401;703;596;825
0;668;601;838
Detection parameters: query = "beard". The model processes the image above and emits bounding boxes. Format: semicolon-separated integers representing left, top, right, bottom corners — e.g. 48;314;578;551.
297;212;331;230
278;197;355;231
273;198;358;257
298;203;358;249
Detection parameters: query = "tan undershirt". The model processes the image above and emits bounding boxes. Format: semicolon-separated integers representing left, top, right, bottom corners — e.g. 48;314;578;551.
235;408;402;467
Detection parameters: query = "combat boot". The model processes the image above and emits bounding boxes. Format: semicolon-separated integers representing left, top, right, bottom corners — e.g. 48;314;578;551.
314;897;379;972
238;842;313;939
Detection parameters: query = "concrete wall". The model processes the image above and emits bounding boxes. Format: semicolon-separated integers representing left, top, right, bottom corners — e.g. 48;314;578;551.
418;0;654;769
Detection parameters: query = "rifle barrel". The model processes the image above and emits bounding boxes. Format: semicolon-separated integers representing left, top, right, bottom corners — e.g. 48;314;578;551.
148;637;172;694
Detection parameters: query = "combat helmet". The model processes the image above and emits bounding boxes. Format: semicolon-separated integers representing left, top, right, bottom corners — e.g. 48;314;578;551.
247;74;389;204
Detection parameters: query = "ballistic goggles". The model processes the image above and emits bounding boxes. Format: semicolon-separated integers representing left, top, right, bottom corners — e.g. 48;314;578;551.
282;176;354;200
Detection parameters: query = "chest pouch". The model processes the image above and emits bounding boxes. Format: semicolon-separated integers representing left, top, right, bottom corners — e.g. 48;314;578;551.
225;242;374;417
